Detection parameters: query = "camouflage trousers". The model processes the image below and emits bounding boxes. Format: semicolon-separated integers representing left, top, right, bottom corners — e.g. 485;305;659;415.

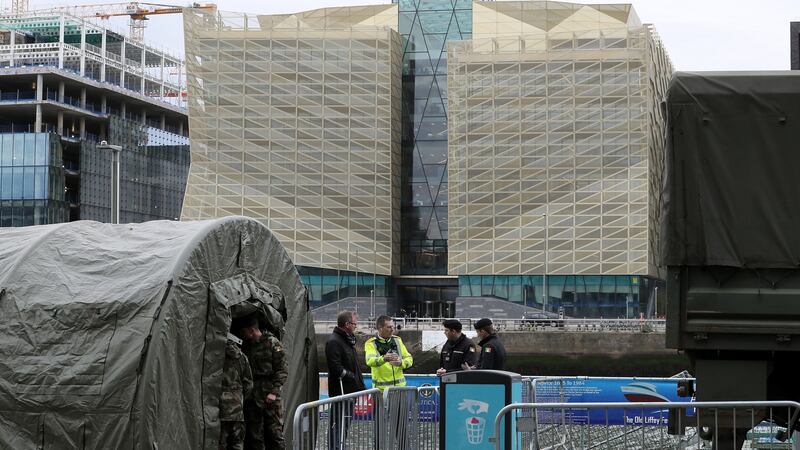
244;399;285;450
219;421;245;450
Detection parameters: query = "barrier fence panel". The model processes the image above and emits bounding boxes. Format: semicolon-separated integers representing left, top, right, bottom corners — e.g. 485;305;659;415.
517;377;539;449
383;386;441;450
385;386;419;449
525;375;697;448
293;388;383;450
417;386;440;450
492;401;800;450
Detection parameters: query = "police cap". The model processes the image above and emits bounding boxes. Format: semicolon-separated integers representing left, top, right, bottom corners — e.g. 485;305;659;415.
473;318;493;330
442;319;462;332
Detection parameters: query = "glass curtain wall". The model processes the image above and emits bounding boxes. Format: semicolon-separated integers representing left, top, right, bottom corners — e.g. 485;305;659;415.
397;0;472;274
299;266;391;308
0;133;66;226
458;274;650;318
80;116;190;222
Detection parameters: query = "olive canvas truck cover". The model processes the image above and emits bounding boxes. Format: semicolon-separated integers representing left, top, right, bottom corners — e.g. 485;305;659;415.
662;72;800;352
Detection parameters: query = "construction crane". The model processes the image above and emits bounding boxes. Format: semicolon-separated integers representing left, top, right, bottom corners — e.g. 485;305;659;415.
33;2;217;42
11;0;29;14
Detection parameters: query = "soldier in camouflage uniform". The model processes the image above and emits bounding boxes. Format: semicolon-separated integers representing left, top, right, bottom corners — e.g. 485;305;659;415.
234;315;288;450
219;333;253;450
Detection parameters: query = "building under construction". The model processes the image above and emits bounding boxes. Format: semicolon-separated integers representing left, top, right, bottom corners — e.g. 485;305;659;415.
0;10;190;226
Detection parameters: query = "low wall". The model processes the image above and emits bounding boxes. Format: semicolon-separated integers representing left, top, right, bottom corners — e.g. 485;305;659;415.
315;329;689;377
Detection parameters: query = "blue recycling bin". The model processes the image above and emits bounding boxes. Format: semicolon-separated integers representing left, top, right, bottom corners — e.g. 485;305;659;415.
440;370;522;450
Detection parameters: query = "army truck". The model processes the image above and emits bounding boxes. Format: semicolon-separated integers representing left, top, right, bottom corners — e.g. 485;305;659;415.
662;72;800;448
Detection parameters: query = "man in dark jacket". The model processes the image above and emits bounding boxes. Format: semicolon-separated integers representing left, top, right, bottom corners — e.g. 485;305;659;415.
473;318;507;370
325;310;365;450
436;319;477;375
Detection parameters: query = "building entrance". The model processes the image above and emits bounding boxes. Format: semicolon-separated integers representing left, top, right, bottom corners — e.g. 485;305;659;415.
395;278;458;319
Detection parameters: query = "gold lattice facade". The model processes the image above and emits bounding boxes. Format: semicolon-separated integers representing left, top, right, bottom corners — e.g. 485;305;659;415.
447;1;673;277
182;6;402;276
182;1;673;315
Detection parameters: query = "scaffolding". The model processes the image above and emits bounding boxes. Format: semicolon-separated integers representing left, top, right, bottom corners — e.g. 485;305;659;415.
0;11;186;107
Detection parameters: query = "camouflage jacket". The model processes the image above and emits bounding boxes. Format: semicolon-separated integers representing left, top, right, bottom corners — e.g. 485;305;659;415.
220;339;253;422
243;331;288;408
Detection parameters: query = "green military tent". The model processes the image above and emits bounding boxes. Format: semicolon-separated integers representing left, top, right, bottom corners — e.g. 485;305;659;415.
0;216;318;449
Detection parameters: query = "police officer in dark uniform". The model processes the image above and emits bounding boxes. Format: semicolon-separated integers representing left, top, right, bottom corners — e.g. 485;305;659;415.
436;319;478;375
473;318;507;370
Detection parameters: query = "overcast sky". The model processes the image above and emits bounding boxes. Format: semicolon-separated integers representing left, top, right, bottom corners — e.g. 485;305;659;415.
10;0;800;70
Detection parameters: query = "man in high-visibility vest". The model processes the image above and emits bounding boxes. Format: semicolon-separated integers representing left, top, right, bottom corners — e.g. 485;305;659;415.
365;315;413;391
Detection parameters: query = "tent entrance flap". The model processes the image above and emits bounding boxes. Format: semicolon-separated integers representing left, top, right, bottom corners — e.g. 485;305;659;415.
210;273;287;333
203;272;290;448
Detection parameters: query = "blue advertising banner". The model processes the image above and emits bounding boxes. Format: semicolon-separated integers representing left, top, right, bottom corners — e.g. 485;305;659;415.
533;378;692;426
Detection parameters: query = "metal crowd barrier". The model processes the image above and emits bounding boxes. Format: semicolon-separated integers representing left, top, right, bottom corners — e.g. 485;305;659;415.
383;385;441;450
384;386;418;449
416;385;440;449
293;385;440;450
294;379;800;449
492;401;800;450
292;388;383;450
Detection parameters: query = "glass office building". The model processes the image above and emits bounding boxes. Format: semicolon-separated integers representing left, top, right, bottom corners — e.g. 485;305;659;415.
0;13;191;226
0;133;66;226
183;1;672;317
79;117;190;223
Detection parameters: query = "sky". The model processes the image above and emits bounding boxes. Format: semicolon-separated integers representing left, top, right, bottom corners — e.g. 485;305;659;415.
7;0;800;70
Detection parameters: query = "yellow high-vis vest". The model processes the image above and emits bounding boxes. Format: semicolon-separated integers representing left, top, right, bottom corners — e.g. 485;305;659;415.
364;335;413;391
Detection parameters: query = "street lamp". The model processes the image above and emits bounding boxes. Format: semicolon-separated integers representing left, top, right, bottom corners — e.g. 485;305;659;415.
543;212;548;313
370;289;374;319
654;286;659;318
98;140;122;224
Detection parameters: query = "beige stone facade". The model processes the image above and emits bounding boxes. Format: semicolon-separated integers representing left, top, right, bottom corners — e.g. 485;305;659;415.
182;6;402;276
447;1;672;277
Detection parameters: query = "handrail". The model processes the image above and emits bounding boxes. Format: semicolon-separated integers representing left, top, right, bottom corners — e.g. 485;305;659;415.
314;317;667;333
383;385;417;405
